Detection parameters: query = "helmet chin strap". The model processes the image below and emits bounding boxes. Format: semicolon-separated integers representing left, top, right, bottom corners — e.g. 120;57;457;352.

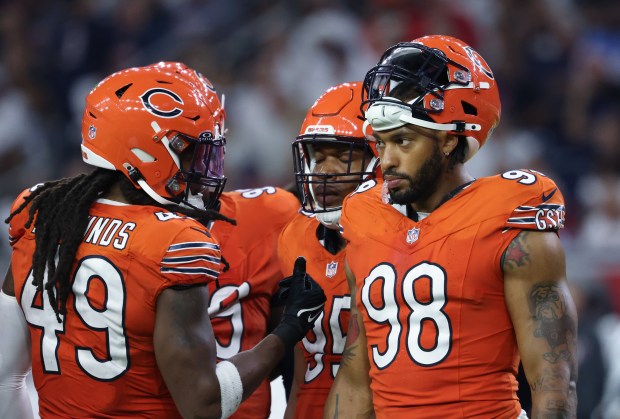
136;179;206;210
136;179;178;206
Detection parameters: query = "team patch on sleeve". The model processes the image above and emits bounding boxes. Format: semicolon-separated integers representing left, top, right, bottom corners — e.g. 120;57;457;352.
506;203;565;231
160;240;221;281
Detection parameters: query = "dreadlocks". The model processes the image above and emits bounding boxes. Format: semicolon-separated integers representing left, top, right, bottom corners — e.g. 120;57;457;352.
5;168;235;321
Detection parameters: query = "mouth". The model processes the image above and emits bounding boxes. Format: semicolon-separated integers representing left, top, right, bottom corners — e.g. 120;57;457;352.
312;186;345;207
384;176;406;189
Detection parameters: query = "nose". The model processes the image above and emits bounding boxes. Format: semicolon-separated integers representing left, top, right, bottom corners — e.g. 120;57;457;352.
379;143;397;172
314;157;341;177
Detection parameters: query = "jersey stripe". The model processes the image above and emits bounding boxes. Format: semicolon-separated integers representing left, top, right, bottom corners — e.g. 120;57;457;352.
167;242;220;252
161;255;221;265
161;266;219;278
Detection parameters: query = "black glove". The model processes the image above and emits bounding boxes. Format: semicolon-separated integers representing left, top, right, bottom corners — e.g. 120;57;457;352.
272;257;326;349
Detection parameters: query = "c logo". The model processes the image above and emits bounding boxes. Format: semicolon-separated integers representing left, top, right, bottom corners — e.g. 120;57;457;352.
463;46;494;80
140;88;184;118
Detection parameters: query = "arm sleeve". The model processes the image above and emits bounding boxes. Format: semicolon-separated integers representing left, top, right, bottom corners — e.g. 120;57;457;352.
0;291;35;419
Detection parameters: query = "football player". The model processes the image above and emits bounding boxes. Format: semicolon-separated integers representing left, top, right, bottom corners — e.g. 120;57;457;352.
325;35;577;418
0;64;325;419
278;82;378;418
149;62;301;418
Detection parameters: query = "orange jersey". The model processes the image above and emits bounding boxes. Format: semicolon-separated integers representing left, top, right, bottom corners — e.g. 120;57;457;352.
340;170;565;419
208;186;299;418
9;188;221;418
278;212;351;419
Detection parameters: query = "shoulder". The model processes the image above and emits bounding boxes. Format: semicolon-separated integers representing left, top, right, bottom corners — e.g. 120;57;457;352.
138;208;217;246
8;184;45;245
222;186;300;236
342;179;382;212
152;218;221;287
110;205;218;259
279;211;317;247
228;186;300;215
341;179;384;232
477;169;565;231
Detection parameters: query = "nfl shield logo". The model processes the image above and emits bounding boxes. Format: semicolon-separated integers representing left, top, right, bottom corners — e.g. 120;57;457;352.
406;227;420;244
326;261;338;278
88;125;97;139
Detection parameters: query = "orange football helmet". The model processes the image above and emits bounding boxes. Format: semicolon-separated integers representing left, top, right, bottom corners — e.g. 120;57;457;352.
362;35;500;160
81;63;226;209
293;82;378;224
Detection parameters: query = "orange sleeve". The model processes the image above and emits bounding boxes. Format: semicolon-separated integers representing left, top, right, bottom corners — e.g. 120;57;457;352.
504;175;565;231
493;173;566;274
152;225;221;300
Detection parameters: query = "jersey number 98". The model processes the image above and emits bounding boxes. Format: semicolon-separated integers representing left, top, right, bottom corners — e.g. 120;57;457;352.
362;262;452;368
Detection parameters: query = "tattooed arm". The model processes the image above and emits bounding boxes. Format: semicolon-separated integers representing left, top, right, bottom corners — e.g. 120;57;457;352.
503;231;578;418
323;261;375;419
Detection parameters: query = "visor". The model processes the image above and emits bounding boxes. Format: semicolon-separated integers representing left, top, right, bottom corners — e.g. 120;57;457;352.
167;132;227;209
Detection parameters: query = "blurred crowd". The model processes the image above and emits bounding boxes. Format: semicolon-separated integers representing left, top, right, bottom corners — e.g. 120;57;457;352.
0;0;618;417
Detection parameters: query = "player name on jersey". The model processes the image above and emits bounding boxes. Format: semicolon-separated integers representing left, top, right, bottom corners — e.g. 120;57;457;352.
83;216;136;250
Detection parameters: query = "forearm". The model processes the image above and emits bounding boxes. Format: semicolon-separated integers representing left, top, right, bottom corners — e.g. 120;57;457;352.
283;345;304;419
324;313;374;419
324;375;375;419
522;282;578;418
529;370;577;419
324;262;375;418
230;334;286;399
0;291;34;419
283;378;299;419
502;232;578;419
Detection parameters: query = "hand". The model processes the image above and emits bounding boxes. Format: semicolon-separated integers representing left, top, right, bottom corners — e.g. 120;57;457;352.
272;257;326;349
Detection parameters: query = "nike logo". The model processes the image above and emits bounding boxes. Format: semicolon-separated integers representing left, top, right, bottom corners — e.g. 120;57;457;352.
297;304;324;323
307;313;320;323
542;188;557;202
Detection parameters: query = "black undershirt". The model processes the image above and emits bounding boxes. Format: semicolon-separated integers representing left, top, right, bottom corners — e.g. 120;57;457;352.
316;223;345;255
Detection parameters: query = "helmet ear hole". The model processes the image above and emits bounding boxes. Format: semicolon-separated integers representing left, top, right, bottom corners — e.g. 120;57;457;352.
461;101;477;116
131;148;156;163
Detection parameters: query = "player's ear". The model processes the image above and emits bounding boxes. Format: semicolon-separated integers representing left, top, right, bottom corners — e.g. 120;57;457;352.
441;134;459;156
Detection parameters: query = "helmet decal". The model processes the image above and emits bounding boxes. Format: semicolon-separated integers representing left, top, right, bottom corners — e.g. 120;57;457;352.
140;88;184;118
463;46;494;79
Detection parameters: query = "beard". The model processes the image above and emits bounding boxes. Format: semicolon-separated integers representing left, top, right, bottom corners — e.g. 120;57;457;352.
384;144;444;205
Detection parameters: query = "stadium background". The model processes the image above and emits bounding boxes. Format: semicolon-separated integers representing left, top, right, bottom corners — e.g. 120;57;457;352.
0;0;618;417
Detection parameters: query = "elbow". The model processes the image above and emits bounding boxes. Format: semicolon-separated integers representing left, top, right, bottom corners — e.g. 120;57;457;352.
182;402;222;419
189;404;222;419
176;388;222;419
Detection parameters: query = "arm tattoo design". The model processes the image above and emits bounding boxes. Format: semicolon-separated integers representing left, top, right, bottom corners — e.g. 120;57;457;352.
333;395;339;419
529;283;575;364
345;314;360;346
502;231;531;269
341;314;360;366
